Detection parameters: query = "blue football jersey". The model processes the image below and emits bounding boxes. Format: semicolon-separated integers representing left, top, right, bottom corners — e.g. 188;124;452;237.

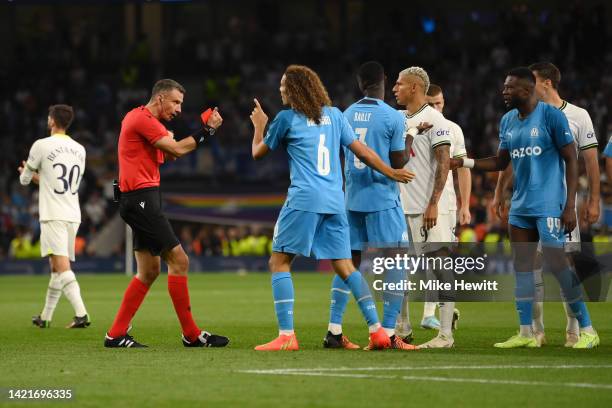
343;97;405;212
499;101;574;217
264;106;356;214
604;137;612;157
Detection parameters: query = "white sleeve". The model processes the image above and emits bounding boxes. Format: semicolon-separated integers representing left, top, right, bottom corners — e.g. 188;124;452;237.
451;123;467;158
430;115;451;149
577;109;598;150
20;141;42;185
26;140;42;171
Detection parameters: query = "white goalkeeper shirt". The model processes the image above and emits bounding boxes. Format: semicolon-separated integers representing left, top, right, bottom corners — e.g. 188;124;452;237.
398;104;451;215
20;134;86;222
444;120;468;212
559;100;598;154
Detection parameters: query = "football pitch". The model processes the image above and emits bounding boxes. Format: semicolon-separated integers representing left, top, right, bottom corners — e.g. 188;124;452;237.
1;273;611;407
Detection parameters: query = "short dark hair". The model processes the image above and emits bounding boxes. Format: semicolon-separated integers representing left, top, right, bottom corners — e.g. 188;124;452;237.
506;67;536;85
427;83;443;97
151;79;185;97
48;104;74;130
357;61;385;89
528;62;561;89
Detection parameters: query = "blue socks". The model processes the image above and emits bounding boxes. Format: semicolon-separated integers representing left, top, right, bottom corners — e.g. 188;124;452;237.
556;267;592;328
271;272;294;333
515;271;534;326
329;275;350;329
345;271;379;329
382;268;405;331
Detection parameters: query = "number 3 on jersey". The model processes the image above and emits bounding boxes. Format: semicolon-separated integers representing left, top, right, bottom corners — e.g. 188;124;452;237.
353;128;367;169
317;134;331;175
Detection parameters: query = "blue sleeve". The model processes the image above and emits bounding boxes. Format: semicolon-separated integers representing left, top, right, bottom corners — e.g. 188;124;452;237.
547;106;574;149
604;141;612;158
263;110;292;151
339;111;357;147
498;115;508;151
390;110;406;152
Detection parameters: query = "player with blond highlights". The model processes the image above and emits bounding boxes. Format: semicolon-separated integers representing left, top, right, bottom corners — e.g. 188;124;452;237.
250;64;415;351
393;67;457;348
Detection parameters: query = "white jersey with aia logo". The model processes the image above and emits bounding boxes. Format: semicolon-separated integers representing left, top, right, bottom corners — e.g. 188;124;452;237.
25;134;86;223
398;104;452;215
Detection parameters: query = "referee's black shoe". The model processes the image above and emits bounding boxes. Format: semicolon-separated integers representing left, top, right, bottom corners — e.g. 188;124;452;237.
104;333;147;348
182;331;229;348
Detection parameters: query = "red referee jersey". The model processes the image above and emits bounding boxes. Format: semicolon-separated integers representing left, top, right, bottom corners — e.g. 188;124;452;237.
118;106;167;192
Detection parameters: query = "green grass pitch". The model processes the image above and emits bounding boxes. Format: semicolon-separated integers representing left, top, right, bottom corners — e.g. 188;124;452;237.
0;273;611;407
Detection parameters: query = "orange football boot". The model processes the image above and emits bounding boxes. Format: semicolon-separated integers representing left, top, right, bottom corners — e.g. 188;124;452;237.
254;334;299;351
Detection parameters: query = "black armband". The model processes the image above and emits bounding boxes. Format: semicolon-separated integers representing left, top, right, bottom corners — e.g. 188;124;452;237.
192;126;216;147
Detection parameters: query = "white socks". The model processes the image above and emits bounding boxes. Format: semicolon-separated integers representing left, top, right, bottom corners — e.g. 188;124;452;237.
520;325;534;338
328;323;342;336
438;302;455;337
423;302;437;318
60;270;88;317
368;323;381;334
41;273;63;321
562;302;580;334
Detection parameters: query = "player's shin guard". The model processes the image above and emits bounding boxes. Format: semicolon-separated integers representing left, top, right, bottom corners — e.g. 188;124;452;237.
382;268;405;336
515;271;535;336
555;267;593;329
108;277;150;338
328;275;350;335
345;271;379;332
272;272;295;334
41;272;63;321
168;275;201;342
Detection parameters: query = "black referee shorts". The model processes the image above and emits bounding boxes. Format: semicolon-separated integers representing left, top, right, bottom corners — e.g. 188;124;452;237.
119;187;179;256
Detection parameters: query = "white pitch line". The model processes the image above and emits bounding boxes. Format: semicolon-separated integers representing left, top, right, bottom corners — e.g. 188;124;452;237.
238;370;612;390
240;364;612;374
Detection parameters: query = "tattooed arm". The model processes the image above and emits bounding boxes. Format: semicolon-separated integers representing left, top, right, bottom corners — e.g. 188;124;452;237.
423;144;450;230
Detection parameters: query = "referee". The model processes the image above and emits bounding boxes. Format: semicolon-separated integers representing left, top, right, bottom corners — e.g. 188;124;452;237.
105;79;229;348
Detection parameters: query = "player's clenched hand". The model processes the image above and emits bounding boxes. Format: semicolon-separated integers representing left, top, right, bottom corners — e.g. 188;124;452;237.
459;207;471;225
417;122;433;134
207;107;223;129
491;192;506;220
449;158;463;170
561;205;577;233
250;98;268;130
423;202;438;230
585;198;600;224
391;169;415;183
17;160;26;175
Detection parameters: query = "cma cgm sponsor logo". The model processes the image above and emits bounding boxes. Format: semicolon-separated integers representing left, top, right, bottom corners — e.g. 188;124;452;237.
436;129;451;136
530;127;539;137
511;146;542;158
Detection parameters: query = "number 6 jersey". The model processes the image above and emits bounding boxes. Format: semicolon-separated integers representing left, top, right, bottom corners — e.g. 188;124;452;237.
25;134;86;222
263;106;356;214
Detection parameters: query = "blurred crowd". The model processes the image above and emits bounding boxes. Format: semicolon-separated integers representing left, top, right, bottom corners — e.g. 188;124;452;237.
2;1;612;259
177;224;274;257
